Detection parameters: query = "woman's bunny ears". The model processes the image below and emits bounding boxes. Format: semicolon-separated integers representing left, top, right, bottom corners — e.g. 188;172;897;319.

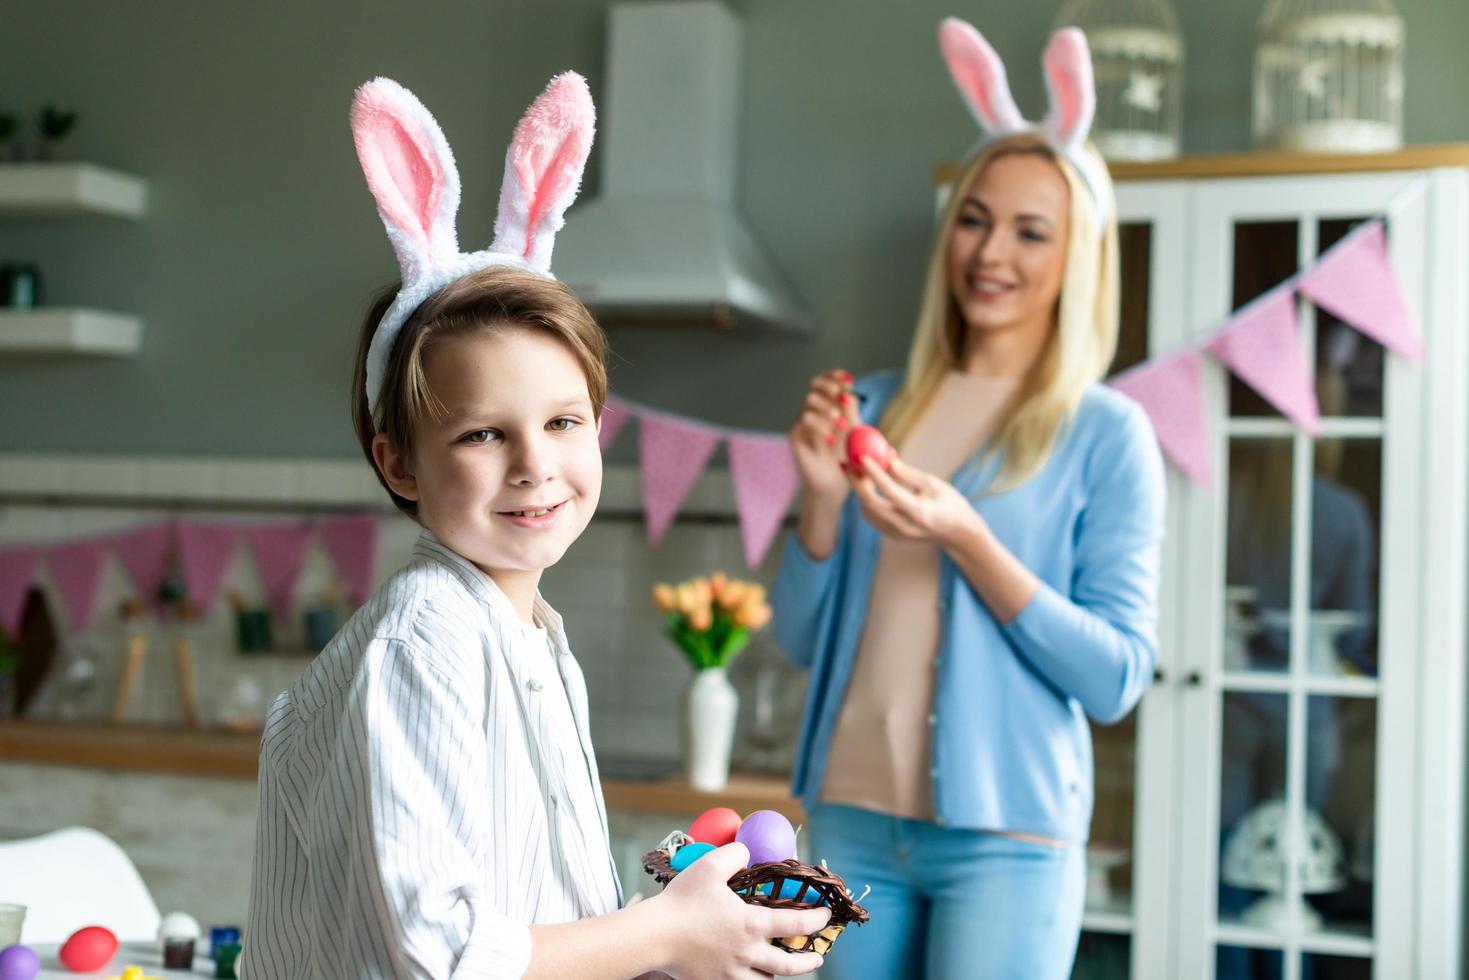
938;19;1109;224
351;72;596;415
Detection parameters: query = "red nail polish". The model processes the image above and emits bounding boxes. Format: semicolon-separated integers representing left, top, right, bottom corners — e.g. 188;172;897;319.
825;433;836;446
839;393;852;406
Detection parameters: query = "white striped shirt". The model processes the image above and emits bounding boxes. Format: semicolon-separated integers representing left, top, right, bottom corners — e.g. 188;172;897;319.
243;531;622;979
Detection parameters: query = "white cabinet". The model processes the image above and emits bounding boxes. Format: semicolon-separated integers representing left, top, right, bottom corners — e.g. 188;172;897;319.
1075;149;1469;980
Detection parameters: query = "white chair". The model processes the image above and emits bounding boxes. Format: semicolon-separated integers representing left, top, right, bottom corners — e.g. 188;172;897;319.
0;826;161;943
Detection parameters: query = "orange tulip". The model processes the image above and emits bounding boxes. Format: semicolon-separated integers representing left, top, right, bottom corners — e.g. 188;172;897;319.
691;578;712;613
676;583;697;617
690;605;713;632
717;581;747;611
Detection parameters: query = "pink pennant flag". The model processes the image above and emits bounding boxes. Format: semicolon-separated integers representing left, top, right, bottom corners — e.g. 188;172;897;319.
1110;349;1211;485
728;433;802;567
1299;220;1422;361
1207;288;1321;434
599;396;633;453
639;414;724;546
46;538;110;631
318;514;380;604
244;523;314;621
0;546;41;637
112;523;174;600
176;521;239;612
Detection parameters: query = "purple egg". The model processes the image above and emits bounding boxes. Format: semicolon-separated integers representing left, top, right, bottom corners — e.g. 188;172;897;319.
0;945;39;980
735;809;797;865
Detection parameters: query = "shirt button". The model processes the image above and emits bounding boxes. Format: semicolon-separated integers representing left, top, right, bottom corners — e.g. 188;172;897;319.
928;713;937;726
930;767;940;779
528;679;544;692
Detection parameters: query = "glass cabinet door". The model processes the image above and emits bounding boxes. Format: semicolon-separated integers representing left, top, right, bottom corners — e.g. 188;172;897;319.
1203;206;1395;980
1076;183;1193;980
1069;220;1154;980
1181;170;1433;980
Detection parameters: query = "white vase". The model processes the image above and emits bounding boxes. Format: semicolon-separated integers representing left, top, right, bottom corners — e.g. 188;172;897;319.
681;666;738;791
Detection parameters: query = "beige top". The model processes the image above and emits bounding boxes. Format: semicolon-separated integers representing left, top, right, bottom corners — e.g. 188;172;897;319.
821;371;1018;820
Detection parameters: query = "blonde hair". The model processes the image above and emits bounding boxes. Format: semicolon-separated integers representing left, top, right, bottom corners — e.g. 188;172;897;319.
880;133;1119;491
351;266;609;520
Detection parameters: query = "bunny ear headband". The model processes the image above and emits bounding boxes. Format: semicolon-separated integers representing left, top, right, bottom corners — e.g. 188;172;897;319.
937;18;1108;226
350;72;596;415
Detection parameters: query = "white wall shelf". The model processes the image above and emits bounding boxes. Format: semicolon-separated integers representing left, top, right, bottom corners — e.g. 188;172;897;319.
0;162;148;218
0;309;143;356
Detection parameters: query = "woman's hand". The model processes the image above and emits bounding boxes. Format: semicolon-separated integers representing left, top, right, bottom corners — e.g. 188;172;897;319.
789;369;861;501
649;843;830;979
850;455;983;549
852;456;1041;623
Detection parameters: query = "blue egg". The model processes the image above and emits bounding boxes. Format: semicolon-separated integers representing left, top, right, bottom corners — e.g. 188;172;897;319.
671;841;716;872
757;878;824;902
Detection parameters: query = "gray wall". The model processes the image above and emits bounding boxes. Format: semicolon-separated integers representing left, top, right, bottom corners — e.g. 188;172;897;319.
1;0;1466;457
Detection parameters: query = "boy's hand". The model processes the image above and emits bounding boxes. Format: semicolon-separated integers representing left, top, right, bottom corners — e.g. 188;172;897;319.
651;842;830;979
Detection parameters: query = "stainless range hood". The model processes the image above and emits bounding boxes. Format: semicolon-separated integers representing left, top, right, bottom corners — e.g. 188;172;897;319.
551;1;812;333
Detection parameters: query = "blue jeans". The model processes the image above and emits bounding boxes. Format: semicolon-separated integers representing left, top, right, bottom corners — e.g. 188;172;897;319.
808;803;1085;980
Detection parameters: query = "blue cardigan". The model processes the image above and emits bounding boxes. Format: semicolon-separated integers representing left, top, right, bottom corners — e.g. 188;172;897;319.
772;370;1167;841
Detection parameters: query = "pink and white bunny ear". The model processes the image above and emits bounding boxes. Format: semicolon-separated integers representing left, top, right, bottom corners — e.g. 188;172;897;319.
351;78;461;284
938;17;1027;138
489;72;596;275
1041;28;1096;150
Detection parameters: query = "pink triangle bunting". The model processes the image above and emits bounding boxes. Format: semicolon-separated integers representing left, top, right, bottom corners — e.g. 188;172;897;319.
639;414;724;547
318;514;380;604
599;396;633;453
46;538;110;632
112;523;174;601
244;523;314;621
727;433;802;567
1110;348;1211;485
1207;288;1321;435
0;546;41;637
1299;220;1422;362
176;521;239;613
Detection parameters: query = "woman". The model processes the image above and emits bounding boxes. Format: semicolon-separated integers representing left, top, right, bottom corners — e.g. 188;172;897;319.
772;21;1165;979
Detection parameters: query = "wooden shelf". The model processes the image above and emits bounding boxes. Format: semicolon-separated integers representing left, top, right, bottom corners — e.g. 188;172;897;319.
0;721;260;779
0;162;147;218
601;772;804;823
0;308;142;356
935;142;1469;186
0;721;803;819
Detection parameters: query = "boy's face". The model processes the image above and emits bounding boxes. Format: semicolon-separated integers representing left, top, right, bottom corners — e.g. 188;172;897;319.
390;325;602;593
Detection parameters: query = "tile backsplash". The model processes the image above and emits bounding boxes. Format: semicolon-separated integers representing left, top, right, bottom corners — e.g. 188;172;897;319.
0;454;808;773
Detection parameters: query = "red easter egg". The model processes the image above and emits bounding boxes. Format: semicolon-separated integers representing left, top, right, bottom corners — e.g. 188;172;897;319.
689;806;743;847
845;425;895;473
58;926;118;973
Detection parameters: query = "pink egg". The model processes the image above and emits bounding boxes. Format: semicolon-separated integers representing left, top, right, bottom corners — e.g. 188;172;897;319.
0;945;39;980
58;926;117;973
735;809;797;866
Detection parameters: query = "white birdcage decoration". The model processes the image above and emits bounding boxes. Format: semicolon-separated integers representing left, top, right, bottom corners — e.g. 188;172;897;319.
1054;0;1184;162
1253;0;1404;152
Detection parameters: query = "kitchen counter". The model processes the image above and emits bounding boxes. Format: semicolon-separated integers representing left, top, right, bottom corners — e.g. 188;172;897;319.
0;720;803;820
